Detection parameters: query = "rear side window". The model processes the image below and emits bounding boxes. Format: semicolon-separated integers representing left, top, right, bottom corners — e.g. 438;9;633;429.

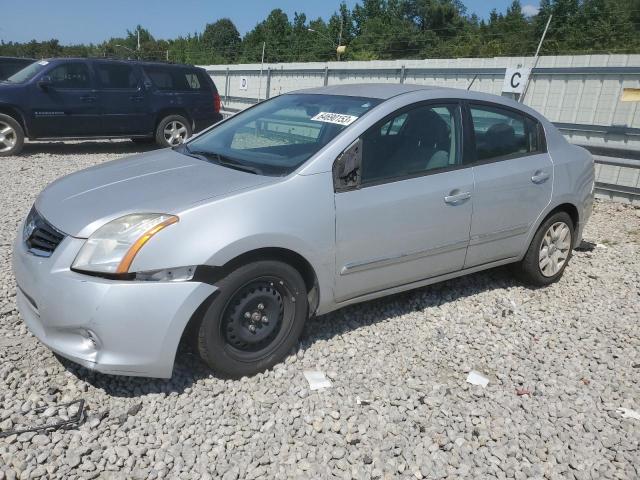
143;66;209;91
95;63;138;89
470;105;541;161
47;63;91;89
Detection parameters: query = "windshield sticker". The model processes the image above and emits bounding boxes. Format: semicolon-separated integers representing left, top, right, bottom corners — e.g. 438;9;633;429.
37;60;49;66
311;112;359;126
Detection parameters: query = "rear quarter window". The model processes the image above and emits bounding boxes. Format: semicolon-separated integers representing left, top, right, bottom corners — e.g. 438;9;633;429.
143;66;210;92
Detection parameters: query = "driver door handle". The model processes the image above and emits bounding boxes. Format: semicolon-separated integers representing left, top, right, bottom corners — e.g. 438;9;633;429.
532;171;550;184
444;191;472;205
80;95;97;103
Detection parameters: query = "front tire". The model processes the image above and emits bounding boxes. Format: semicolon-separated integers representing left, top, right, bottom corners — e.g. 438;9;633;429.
197;260;308;378
516;211;574;286
155;115;191;148
0;114;25;157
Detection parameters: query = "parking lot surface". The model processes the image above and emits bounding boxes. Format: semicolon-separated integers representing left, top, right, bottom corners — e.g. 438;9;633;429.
0;141;639;479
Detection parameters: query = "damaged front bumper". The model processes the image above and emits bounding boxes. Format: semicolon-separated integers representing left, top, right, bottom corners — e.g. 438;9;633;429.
12;226;216;379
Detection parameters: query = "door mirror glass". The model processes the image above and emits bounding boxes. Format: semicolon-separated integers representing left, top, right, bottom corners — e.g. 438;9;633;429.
38;75;52;90
333;138;362;191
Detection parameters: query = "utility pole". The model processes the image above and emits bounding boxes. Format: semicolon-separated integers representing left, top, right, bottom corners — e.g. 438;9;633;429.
337;19;343;61
137;27;141;52
520;14;552;103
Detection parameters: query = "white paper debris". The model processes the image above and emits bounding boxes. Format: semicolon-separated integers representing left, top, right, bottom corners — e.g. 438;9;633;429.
466;370;490;388
617;408;640;420
304;370;332;391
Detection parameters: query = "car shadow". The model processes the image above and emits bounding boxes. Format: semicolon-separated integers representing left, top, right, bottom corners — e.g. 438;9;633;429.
19;140;160;156
57;265;520;398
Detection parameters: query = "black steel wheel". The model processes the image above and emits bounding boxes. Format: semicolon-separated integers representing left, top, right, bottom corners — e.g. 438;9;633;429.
197;260;308;377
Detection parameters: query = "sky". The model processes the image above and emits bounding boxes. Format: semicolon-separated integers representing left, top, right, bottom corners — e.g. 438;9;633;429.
1;0;541;45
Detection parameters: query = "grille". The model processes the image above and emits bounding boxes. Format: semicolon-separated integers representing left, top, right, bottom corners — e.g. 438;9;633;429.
24;208;65;257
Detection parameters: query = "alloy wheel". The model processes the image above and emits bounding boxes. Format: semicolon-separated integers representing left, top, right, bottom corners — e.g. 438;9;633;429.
0;121;17;153
163;121;188;146
539;221;572;277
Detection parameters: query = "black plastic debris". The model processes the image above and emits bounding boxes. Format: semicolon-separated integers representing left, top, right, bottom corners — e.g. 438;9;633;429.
0;399;85;438
575;241;597;252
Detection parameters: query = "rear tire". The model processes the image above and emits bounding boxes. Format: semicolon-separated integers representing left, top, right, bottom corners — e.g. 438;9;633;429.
0;114;25;157
155;115;191;148
516;211;574;286
197;260;308;378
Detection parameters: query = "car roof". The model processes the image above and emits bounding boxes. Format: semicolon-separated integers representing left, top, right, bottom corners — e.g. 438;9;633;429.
292;83;461;100
41;58;200;69
291;83;544;119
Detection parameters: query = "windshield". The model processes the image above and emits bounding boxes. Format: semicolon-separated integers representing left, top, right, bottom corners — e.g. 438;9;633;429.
185;94;381;175
6;61;46;83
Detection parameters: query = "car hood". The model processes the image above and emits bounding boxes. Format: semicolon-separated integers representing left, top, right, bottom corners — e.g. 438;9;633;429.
36;148;278;237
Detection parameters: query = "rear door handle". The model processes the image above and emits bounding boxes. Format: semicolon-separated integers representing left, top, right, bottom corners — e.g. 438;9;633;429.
531;171;550;184
80;95;97;103
129;95;144;102
444;191;471;205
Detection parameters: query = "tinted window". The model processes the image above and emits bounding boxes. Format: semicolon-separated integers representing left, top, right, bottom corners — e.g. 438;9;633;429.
186;94;380;175
95;63;138;89
470;105;541;161
47;63;91;89
361;104;460;184
144;67;208;91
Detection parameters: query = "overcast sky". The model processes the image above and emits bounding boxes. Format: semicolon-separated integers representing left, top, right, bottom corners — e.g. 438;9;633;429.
1;0;541;45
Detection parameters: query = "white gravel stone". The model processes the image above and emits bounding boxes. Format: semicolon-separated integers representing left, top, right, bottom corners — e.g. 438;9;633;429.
0;140;639;479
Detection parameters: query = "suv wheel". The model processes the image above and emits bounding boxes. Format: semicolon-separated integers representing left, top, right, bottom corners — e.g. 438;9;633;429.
197;260;308;378
516;211;574;286
0;114;25;157
156;115;191;147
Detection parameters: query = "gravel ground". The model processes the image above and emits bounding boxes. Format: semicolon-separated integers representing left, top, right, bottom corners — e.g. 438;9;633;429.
0;141;639;480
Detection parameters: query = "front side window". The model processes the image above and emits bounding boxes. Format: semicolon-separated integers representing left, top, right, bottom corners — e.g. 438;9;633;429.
46;63;91;89
470;105;541;161
361;104;460;184
184;94;381;175
95;63;138;89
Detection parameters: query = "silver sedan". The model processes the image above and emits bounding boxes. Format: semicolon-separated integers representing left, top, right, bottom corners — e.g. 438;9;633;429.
13;84;595;378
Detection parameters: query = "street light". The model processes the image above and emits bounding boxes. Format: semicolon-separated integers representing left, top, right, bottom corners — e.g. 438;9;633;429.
114;44;136;59
307;28;346;61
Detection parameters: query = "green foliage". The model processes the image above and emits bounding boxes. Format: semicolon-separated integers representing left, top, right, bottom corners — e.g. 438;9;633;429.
1;0;638;64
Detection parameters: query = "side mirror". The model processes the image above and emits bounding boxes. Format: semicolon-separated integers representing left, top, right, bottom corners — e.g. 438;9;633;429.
333;138;362;192
38;75;52;90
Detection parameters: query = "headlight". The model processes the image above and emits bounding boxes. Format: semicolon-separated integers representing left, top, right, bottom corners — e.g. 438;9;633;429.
72;214;178;274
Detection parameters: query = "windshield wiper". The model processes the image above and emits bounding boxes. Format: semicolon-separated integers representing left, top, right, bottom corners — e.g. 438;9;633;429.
185;148;262;175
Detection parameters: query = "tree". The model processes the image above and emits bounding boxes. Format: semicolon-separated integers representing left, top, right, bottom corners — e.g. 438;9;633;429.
202;19;241;63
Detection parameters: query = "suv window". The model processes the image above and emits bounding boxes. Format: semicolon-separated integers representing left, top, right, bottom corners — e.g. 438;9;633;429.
95;63;138;89
361;104;460;184
470;105;541;161
47;63;91;89
143;66;208;91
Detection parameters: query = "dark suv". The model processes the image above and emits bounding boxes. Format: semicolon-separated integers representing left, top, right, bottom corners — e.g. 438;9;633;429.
0;58;223;156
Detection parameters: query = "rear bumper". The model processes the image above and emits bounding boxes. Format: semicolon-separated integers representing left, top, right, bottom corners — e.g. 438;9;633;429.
12;225;216;378
194;113;223;133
